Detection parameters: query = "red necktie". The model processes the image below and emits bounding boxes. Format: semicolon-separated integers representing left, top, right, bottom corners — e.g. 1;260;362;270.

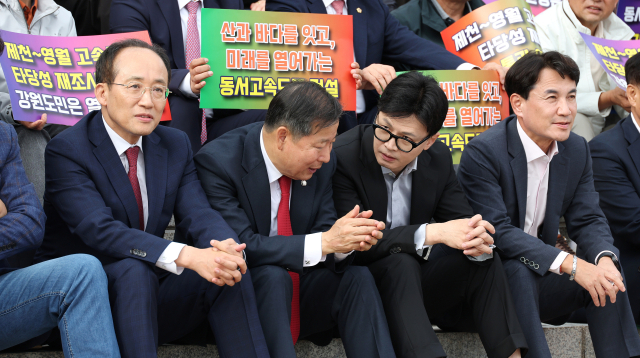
331;0;345;14
185;0;207;145
125;147;144;231
277;176;300;344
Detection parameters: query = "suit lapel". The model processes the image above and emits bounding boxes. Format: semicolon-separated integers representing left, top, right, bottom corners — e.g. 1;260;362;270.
157;0;186;69
306;0;328;13
542;143;568;244
241;126;271;236
142;132;167;234
290;177;317;235
410;153;435;225
89;112;142;230
360;127;388;222
348;0;367;65
622;117;640;178
507;118;528;229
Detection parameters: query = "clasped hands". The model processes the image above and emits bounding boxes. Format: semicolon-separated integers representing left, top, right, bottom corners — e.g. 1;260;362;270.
425;214;496;257
321;205;385;256
175;238;246;287
561;255;624;307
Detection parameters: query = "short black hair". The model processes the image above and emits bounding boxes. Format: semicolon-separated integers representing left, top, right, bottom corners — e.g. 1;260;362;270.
95;39;171;85
505;51;580;99
377;71;448;136
626;53;640;86
264;81;342;138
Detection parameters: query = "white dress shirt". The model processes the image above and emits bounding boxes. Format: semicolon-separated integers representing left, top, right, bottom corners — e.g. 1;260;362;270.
102;116;186;275
516;120;616;273
631;113;640;134
516;120;566;274
260;129;350;266
321;0;476;115
381;158;429;254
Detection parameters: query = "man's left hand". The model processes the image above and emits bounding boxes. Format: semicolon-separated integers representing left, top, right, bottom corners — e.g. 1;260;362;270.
481;62;507;88
597;256;623;295
210;239;246;259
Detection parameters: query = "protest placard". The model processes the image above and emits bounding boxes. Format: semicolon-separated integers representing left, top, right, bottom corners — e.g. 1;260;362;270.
200;9;356;111
618;0;640;40
580;33;639;90
406;70;508;164
0;30;155;125
441;0;542;68
483;0;559;16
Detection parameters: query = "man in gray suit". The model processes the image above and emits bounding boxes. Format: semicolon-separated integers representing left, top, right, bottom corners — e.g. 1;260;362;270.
458;51;640;358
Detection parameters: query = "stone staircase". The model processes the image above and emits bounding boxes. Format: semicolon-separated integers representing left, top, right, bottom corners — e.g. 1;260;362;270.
0;323;609;357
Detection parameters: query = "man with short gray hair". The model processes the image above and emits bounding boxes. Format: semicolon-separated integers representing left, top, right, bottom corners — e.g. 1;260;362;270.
194;81;396;358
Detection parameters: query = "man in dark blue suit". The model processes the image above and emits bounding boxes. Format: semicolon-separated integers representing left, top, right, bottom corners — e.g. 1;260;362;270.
590;53;640;323
33;39;269;358
110;0;267;152
458;51;640;358
266;0;507;132
194;81;395;358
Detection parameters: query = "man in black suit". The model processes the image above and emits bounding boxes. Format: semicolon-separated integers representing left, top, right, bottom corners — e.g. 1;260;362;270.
332;72;527;358
194;81;396;358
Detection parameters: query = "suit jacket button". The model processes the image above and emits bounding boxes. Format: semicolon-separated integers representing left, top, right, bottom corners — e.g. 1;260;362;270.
141;252;146;258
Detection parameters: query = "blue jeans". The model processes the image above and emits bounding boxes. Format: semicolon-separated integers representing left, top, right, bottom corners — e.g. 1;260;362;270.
0;254;120;357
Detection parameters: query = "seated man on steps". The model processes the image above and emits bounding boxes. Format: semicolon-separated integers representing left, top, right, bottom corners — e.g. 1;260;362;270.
458;51;640;358
194;81;396;358
33;39;269;358
332;71;527;358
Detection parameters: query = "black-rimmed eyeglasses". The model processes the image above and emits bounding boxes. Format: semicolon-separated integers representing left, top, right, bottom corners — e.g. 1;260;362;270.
372;124;433;153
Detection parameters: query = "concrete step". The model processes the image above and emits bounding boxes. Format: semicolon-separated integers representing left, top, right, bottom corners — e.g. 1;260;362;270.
0;323;598;358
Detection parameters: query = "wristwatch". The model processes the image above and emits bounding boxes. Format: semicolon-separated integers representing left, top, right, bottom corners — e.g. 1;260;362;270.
569;255;577;281
596;252;621;272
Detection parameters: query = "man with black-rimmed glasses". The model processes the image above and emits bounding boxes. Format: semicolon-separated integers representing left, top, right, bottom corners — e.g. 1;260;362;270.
332;71;527;358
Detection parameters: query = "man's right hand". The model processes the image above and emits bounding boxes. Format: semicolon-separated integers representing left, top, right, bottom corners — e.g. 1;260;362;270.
189;58;213;95
0;199;7;218
425;214;494;256
175;245;247;286
599;87;631;112
18;113;47;131
561;255;625;307
322;205;385;255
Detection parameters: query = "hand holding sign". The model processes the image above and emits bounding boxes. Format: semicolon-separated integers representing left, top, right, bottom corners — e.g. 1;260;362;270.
189;58;212;95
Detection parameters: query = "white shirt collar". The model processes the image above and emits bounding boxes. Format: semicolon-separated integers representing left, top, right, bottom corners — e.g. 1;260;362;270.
178;0;201;10
631;113;640;136
102;115;143;156
322;0;348;11
516;119;558;163
381;157;419;178
259;128;284;184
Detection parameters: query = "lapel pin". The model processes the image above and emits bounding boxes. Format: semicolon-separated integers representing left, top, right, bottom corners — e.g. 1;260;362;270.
301;180;307;186
357;7;362;13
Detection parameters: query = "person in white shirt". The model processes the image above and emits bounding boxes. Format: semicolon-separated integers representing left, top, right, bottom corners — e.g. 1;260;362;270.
33;39;270;358
590;53;640;324
194;81;396;358
536;0;634;141
458;51;640;358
